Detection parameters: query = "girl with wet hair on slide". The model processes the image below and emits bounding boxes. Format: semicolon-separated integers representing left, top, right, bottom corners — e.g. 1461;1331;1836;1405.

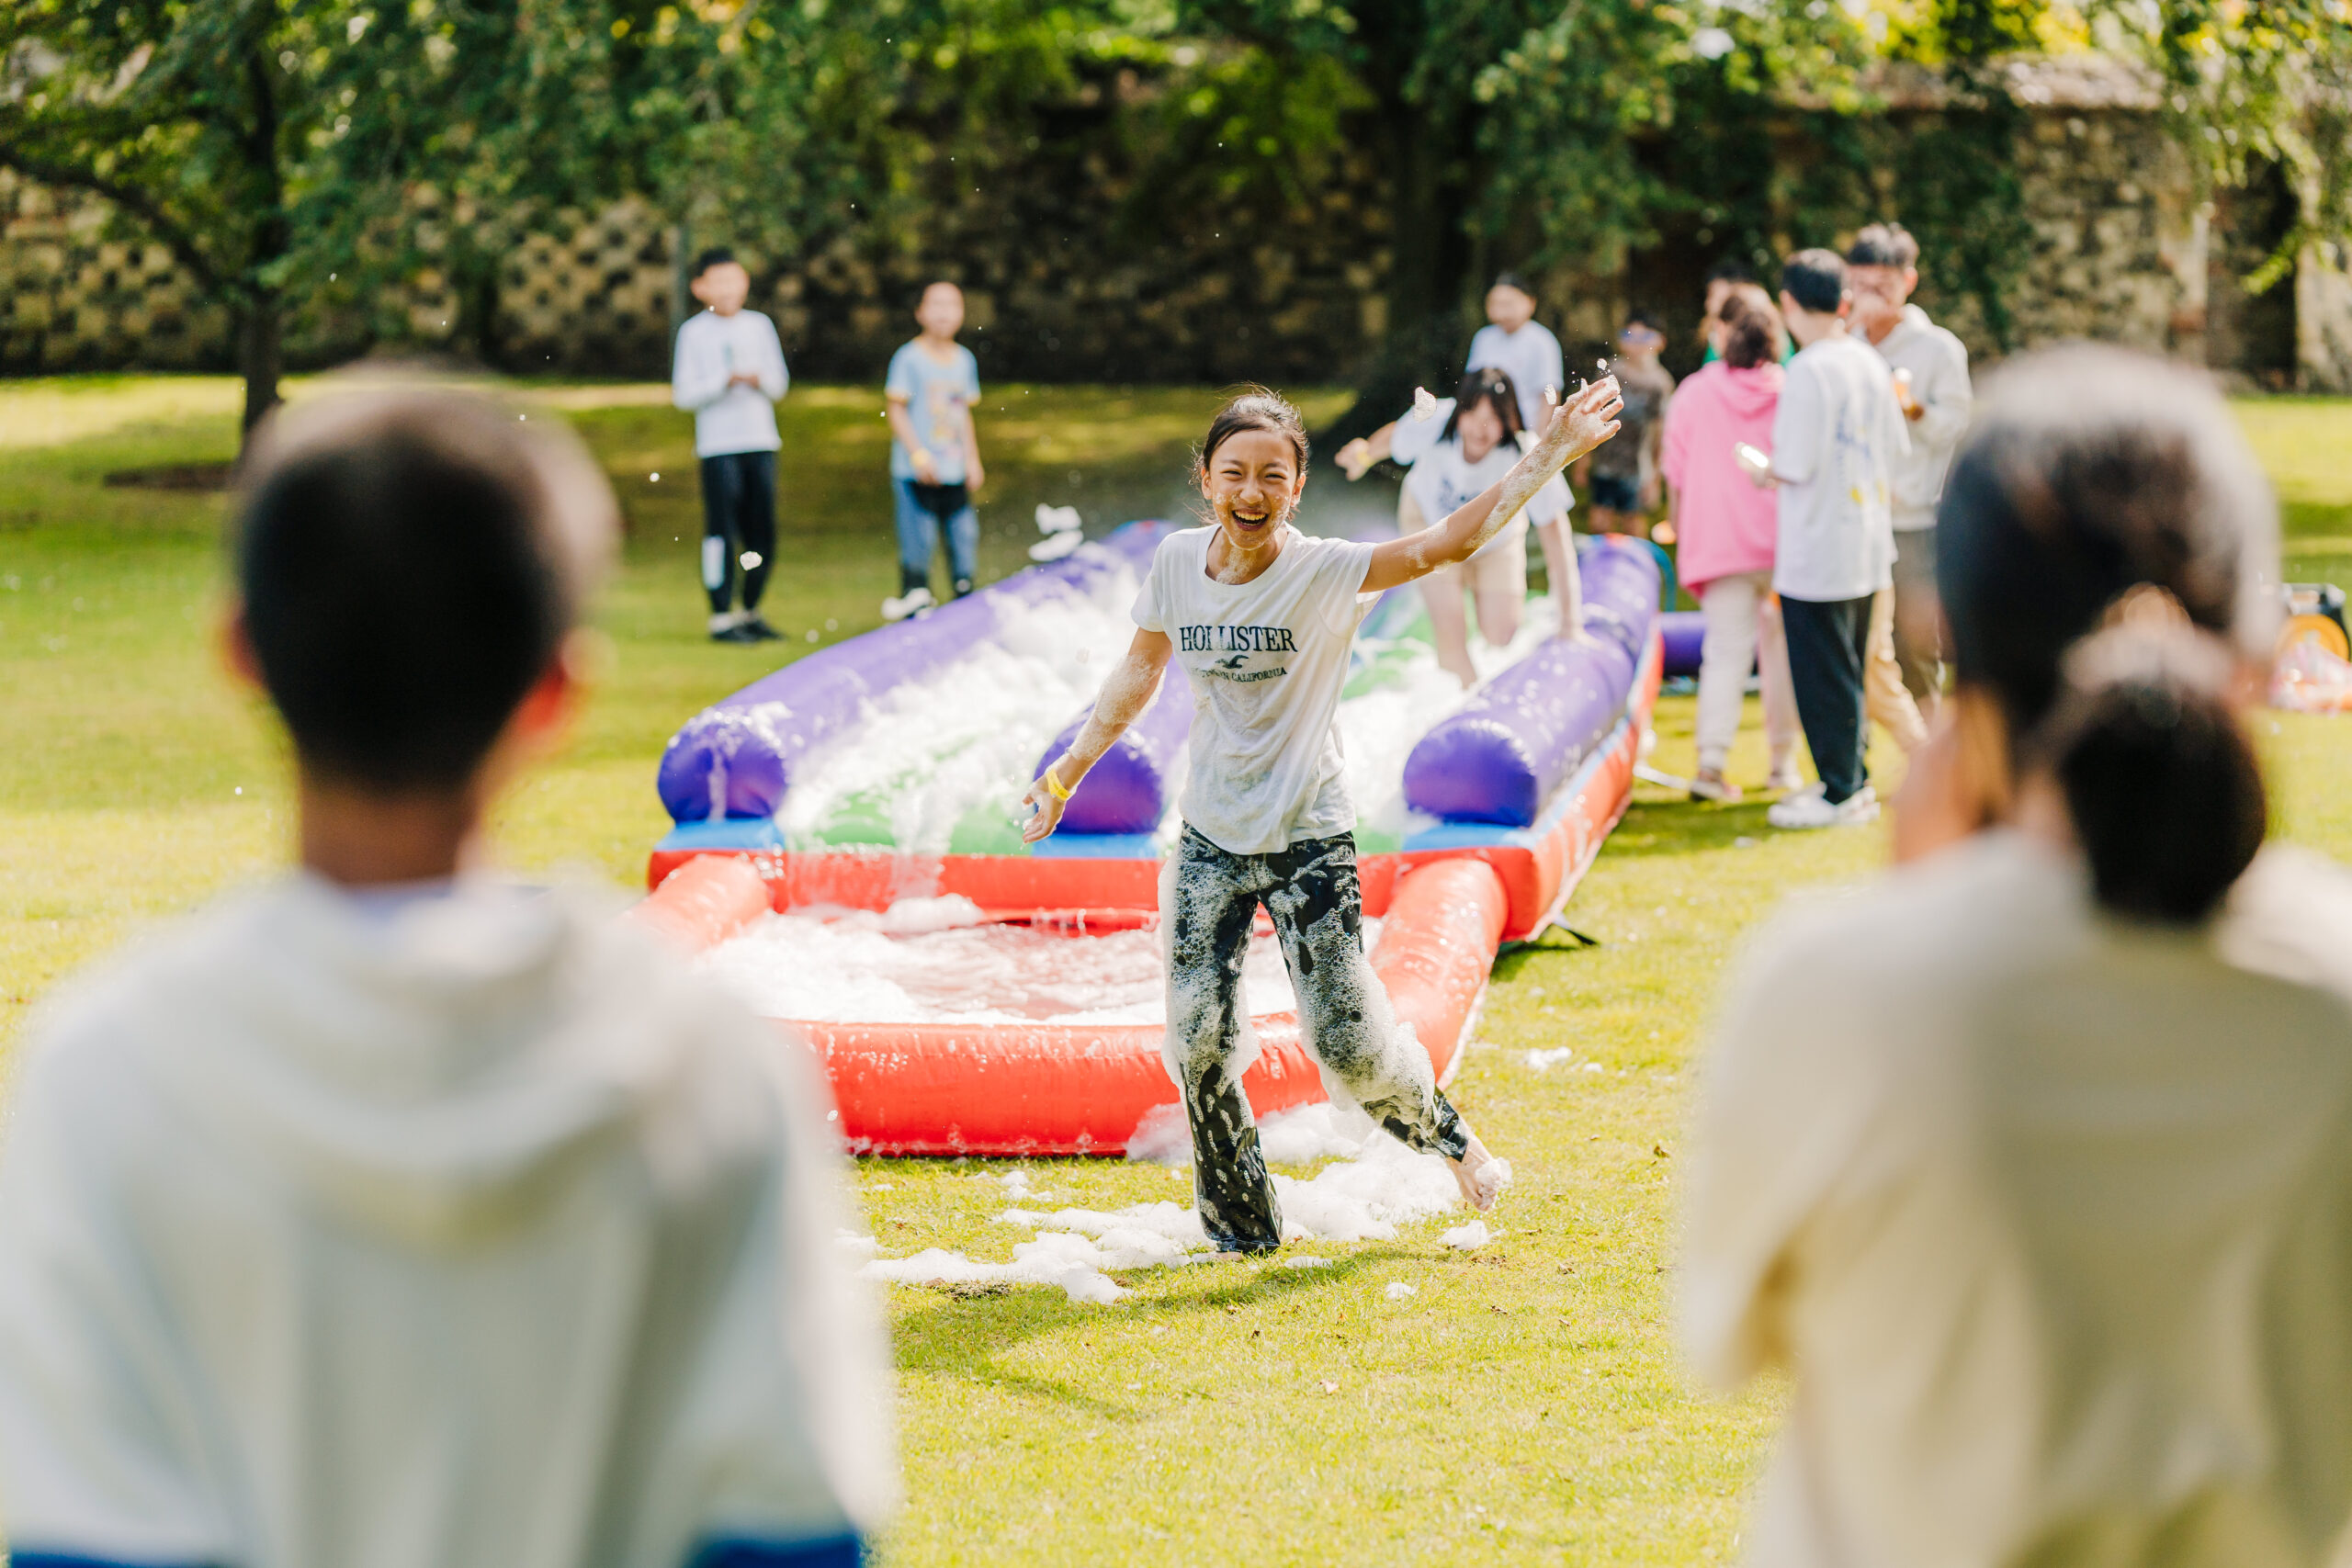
1020;378;1623;1254
1682;344;2352;1568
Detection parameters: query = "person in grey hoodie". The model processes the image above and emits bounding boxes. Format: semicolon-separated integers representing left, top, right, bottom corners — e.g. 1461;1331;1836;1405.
1849;223;1973;715
0;391;895;1568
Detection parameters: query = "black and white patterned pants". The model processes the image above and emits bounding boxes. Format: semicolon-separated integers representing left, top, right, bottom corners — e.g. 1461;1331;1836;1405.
1165;826;1470;1252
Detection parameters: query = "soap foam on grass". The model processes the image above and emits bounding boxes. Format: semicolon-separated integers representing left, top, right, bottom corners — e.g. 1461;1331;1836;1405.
859;1104;1470;1303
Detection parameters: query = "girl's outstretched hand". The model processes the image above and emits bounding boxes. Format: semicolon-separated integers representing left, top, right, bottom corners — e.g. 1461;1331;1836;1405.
1535;377;1624;470
1021;771;1069;844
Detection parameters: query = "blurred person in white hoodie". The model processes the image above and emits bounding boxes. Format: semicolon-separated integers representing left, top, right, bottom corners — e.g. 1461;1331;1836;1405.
0;390;895;1568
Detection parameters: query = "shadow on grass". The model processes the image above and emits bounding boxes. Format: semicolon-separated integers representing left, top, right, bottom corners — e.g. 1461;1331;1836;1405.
888;1247;1405;1416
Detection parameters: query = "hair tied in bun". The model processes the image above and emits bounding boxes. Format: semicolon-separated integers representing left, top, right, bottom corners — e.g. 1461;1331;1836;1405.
2100;583;2194;635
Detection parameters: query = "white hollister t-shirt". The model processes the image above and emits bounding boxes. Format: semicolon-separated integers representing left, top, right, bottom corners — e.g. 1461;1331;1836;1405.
1133;525;1379;855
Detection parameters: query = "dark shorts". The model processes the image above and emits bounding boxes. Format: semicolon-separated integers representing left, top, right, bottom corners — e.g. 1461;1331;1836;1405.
1587;471;1640;513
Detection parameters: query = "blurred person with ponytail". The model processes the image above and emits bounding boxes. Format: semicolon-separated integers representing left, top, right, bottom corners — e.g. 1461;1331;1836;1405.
1679;345;2352;1568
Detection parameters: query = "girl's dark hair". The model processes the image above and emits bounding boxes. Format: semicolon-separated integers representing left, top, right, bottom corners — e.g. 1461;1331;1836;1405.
1939;345;2279;923
1439;367;1526;446
2036;618;2266;923
1200;388;1309;474
1721;298;1783;369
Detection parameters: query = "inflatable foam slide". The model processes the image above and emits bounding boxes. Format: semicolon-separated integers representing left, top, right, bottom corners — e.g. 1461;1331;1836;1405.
640;522;1663;1155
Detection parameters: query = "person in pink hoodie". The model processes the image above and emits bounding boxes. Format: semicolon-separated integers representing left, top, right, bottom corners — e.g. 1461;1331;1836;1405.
1661;291;1801;802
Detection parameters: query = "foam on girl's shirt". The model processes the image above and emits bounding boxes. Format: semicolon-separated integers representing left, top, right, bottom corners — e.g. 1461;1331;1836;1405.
701;897;1379;1026
859;1103;1467;1303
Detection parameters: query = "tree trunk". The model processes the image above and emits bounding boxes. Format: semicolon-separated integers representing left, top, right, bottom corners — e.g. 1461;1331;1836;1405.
238;297;283;447
1318;107;1476;446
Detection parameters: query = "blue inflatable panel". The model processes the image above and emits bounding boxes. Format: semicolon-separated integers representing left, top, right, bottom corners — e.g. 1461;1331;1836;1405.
654;817;788;853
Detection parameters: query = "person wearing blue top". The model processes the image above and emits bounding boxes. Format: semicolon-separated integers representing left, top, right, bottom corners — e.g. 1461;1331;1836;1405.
882;282;987;621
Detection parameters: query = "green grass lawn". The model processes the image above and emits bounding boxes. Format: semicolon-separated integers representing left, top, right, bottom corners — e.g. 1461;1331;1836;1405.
4;375;2351;1563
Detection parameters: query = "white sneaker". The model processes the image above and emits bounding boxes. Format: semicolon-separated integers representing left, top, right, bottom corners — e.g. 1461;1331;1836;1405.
1764;761;1806;794
1768;782;1879;830
880;586;934;623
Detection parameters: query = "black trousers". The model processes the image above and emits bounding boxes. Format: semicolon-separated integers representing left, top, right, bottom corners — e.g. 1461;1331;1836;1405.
699;450;777;614
1167;827;1470;1252
1780;592;1873;805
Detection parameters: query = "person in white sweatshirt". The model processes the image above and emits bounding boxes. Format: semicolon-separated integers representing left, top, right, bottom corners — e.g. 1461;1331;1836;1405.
673;247;791;643
1756;248;1910;832
0;391;897;1568
1849;222;1973;716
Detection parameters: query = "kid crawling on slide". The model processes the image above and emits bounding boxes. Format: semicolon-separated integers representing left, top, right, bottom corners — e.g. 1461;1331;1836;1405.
1021;377;1623;1254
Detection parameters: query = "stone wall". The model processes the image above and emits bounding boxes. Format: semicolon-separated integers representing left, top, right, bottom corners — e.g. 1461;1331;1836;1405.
5;73;2346;390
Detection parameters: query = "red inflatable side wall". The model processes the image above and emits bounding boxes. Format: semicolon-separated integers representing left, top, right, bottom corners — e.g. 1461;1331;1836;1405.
632;852;1509;1156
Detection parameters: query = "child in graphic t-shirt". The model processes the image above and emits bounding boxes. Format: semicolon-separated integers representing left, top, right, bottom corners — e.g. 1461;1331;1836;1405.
1578;313;1675;538
1754;248;1910;832
882;281;986;621
1017;380;1626;1256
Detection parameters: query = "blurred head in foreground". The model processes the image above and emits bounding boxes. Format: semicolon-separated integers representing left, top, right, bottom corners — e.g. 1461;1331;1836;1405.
0;387;896;1563
1679;347;2352;1568
1907;344;2279;919
228;389;617;879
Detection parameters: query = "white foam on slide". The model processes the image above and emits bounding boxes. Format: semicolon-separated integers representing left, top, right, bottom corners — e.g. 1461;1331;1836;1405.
777;568;1142;854
771;563;1555;858
701;899;1377;1026
859;1104;1468;1303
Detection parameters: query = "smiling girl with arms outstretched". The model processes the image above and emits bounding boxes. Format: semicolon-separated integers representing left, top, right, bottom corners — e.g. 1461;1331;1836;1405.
1022;379;1623;1254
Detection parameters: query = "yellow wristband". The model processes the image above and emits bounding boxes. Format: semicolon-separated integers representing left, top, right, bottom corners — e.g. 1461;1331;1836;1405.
1044;762;1077;802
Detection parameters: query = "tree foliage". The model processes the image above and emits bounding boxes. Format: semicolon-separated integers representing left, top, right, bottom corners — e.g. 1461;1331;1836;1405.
2;0;2346;423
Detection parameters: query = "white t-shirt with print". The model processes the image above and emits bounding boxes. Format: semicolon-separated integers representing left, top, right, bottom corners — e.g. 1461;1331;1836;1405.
1403;430;1570;560
1770;332;1907;602
1133;526;1378;855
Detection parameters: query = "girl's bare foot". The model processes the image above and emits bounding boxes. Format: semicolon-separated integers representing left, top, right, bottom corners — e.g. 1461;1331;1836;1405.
1449;1135;1512;1213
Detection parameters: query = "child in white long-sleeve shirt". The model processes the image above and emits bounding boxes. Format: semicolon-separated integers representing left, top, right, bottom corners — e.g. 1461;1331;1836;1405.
673;247;791;643
0;391;897;1568
1849;222;1973;715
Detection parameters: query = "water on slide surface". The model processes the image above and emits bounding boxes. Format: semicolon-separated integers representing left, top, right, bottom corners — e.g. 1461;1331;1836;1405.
773;563;1560;856
701;893;1385;1026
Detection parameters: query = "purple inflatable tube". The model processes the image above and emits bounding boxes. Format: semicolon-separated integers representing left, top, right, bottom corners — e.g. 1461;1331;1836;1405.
1401;537;1663;828
656;521;1172;824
